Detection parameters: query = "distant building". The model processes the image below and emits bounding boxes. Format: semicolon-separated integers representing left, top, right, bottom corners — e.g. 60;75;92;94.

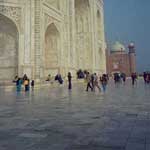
106;42;136;77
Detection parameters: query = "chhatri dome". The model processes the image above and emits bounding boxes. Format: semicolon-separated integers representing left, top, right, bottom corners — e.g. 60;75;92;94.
111;41;126;53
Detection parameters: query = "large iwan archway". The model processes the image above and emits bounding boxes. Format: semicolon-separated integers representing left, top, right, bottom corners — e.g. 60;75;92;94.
0;14;18;80
75;0;92;70
45;23;60;76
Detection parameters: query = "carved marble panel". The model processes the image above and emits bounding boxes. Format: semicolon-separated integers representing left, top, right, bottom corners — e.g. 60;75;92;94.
0;5;21;30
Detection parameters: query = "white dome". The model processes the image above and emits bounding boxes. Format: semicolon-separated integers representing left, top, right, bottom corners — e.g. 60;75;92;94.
111;41;126;52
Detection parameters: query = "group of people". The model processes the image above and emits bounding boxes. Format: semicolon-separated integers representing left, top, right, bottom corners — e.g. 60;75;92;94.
114;73;126;84
46;73;63;84
13;74;34;92
85;72;108;92
32;71;108;92
46;72;72;90
14;71;150;93
113;72;138;86
113;71;150;86
143;72;150;84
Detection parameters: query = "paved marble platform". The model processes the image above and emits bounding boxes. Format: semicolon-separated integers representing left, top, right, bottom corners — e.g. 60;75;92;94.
0;80;150;150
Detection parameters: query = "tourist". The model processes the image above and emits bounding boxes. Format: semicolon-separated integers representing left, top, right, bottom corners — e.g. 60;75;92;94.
91;73;95;90
46;74;51;81
24;78;30;92
146;72;150;84
143;72;147;84
55;73;63;84
13;75;18;83
143;72;150;84
68;72;72;90
23;74;28;81
131;72;137;86
16;78;22;92
100;74;108;92
86;72;93;91
31;80;35;91
121;73;126;84
93;73;101;92
114;73;121;84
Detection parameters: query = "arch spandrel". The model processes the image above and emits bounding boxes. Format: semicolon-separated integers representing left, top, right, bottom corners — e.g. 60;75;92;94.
0;5;21;32
44;13;61;33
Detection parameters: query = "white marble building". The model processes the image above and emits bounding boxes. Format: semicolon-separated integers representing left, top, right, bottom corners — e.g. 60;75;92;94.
0;0;106;81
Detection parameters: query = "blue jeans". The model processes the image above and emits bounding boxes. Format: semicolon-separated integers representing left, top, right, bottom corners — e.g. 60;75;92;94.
102;84;107;92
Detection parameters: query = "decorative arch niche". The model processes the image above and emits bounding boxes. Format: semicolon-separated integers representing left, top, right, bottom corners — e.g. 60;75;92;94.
0;14;18;80
45;23;60;76
97;10;102;41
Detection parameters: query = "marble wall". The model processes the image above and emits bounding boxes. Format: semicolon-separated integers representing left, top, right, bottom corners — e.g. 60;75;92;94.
0;0;106;81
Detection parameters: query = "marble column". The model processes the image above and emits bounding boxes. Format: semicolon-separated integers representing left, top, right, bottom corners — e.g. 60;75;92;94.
89;0;96;72
23;0;32;77
34;0;41;81
69;0;76;69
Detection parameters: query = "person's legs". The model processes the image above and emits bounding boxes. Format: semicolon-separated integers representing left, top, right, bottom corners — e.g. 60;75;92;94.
96;84;101;92
68;81;72;90
89;83;93;91
102;84;106;92
132;79;135;85
86;83;89;91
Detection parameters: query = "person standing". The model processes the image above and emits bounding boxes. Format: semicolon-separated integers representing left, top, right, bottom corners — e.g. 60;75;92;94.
91;74;95;90
131;73;137;86
68;72;72;90
16;78;22;92
24;78;29;92
31;80;35;91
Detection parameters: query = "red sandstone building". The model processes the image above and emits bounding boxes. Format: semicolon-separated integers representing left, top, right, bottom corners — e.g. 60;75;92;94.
106;42;136;77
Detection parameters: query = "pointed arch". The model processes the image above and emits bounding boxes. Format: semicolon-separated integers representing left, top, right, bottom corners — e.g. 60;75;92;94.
0;13;19;80
44;23;60;76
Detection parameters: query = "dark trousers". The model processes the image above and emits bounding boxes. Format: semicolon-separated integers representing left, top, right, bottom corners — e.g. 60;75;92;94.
132;79;135;85
86;82;93;91
68;81;72;90
25;85;29;91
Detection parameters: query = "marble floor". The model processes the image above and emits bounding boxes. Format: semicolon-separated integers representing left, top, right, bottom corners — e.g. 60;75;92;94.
0;79;150;150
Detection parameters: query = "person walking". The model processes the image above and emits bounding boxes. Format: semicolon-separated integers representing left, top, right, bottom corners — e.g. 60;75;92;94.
94;73;101;92
68;72;72;90
86;72;93;92
100;74;108;92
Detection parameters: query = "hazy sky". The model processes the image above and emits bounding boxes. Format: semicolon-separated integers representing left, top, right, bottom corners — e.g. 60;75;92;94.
104;0;150;72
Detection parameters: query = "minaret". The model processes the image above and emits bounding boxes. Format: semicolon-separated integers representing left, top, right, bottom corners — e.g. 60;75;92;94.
128;43;136;74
